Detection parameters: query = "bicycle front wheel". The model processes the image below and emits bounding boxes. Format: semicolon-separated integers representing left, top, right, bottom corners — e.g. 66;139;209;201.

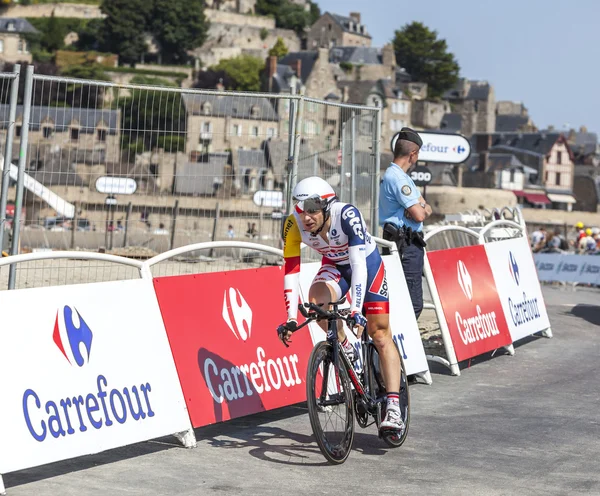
306;340;354;464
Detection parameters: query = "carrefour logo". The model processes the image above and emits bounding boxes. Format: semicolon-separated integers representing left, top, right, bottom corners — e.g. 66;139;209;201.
222;288;253;341
22;306;155;443
508;251;520;286
457;260;473;301
53;306;93;367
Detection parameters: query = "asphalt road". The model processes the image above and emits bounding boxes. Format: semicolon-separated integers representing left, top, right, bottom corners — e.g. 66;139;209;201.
4;285;600;496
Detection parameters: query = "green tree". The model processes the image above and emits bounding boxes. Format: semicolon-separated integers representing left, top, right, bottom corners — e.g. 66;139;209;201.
392;22;460;98
308;1;321;24
268;37;288;58
75;19;105;52
212;55;265;92
277;2;312;33
150;0;209;64
101;0;152;65
41;11;64;52
119;87;185;153
256;0;314;33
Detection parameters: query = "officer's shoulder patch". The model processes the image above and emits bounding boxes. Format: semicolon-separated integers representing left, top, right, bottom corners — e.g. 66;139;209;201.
401;185;412;196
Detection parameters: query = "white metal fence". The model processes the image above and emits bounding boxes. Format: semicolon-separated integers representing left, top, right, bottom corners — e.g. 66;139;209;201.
0;66;382;289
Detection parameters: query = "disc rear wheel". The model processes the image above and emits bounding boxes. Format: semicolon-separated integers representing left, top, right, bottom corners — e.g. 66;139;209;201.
367;342;410;448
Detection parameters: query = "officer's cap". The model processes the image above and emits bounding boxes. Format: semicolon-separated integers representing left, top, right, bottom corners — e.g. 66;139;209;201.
397;127;423;148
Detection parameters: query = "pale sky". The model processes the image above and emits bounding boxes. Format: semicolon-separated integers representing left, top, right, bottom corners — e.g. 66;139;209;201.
318;0;599;135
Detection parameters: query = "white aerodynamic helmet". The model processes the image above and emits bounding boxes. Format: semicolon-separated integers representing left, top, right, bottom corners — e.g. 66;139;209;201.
292;176;337;215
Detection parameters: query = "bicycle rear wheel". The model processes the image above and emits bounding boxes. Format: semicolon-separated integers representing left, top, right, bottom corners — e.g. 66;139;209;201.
367;342;410;448
306;340;354;464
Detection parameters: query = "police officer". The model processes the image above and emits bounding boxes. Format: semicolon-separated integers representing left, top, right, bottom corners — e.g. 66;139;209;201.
379;127;432;319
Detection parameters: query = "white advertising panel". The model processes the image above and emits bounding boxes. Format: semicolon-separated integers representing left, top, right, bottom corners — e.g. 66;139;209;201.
485;237;551;342
95;176;138;195
0;279;191;475
534;253;600;285
391;132;471;164
298;255;429;377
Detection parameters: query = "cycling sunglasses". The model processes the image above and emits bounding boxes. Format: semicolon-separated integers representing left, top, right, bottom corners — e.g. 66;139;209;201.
296;196;324;214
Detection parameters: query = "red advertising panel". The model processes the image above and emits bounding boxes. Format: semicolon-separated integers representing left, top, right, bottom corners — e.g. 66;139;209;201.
153;267;314;428
427;245;512;361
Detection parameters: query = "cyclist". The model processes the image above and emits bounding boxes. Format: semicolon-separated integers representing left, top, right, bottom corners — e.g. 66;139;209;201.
278;176;404;432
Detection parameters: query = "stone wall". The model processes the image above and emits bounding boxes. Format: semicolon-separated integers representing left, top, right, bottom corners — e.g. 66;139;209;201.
411;100;450;130
204;9;274;29
195;23;299;68
497;100;526;116
0;3;104;18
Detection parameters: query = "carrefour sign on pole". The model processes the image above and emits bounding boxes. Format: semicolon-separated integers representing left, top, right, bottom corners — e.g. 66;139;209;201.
391;131;471;164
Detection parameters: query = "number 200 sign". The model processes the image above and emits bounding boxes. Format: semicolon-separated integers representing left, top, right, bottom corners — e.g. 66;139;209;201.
410;165;432;187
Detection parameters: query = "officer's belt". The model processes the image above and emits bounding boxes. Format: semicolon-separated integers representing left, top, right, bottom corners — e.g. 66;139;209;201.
383;223;426;248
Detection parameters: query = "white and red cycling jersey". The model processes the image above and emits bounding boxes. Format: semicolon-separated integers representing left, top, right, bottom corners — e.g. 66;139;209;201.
282;201;388;322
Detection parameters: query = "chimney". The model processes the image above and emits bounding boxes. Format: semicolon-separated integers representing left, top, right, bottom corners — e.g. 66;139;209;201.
382;43;395;68
349;12;361;23
267;55;277;92
293;59;302;78
475;133;492;153
478;151;490;172
342;85;349;103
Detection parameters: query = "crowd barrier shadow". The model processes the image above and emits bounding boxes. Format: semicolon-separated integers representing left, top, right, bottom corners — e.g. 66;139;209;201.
3;438;175;490
570;304;600;327
197;348;266;425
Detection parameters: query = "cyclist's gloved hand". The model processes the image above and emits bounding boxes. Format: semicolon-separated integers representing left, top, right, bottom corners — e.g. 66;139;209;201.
277;319;297;347
348;311;367;337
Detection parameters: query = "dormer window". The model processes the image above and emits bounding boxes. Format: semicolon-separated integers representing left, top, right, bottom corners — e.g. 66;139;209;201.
42;125;53;139
202;102;212;115
7;22;15;32
250;105;260;118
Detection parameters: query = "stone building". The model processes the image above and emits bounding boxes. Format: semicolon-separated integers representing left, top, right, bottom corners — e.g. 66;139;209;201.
182;93;279;156
266;48;341;141
0;18;37;64
473;132;576;211
307;12;371;49
443;78;496;136
329;43;396;82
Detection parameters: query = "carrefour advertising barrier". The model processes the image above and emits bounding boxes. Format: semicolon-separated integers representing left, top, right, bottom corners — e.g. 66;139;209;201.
427;245;513;362
534;253;600;285
486;237;550;342
153;267;315;428
0;279;192;475
298;254;430;378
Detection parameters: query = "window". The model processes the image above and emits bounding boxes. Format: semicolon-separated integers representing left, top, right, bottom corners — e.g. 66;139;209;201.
556;172;561;186
202;102;212;115
42;126;53;139
328;23;332;31
250;105;260;118
392;102;407;114
556;151;562;164
15;124;21;137
509;170;515;182
70;128;80;141
17;39;24;53
390;119;405;131
7;22;15;32
232;124;242;136
305;120;317;134
251;126;259;137
202;122;211;133
267;127;275;138
0;40;4;53
97;129;107;142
